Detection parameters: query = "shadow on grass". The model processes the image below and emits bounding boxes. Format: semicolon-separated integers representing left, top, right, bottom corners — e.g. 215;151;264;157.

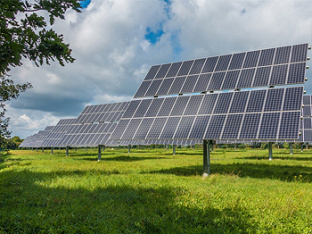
74;155;171;162
0;169;257;233
150;163;312;182
239;155;312;161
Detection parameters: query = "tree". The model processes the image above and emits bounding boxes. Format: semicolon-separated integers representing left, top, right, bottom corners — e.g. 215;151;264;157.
0;0;84;146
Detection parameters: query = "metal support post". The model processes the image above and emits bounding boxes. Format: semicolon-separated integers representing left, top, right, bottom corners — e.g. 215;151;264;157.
301;143;304;152
66;146;69;157
306;144;309;150
268;142;272;161
128;145;131;153
98;145;102;161
173;145;176;155
166;145;169;151
290;143;293;155
203;140;210;176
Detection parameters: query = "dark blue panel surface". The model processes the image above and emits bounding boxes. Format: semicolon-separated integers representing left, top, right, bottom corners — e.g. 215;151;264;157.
221;114;243;139
239;113;261;139
133;99;152;118
189;115;210;139
134;81;151;98
221;70;240;90
229;53;245;70
155;64;171;78
258;112;280;139
236;68;255;89
144;65;160;80
278;112;300;139
213;92;233;114
215;55;232;71
207;72;226;90
202;56;218;73
198;94;218;115
229;91;249;113
166;62;182;78
258;48;275;66
110;119;130;139
174;116;195;139
160;117;181;139
246;89;266;113
146;118;167;139
156;78;174;96
157;97;177;117
184;95;204;116
274;46;291;64
252;66;271;87
243;50;260;68
269;64;288;86
123;100;141;118
121;119;142;139
291;44;308;62
193;73;211;93
145;98;164;117
283;87;303;111
133;118;154;139
170;96;190;116
177;60;194;76
287;62;306;84
264;88;284;112
189;58;206;74
145;80;162;97
205;115;226;139
167;77;186;95
180;75;199;93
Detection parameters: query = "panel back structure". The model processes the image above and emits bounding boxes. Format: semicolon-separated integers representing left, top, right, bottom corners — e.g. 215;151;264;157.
134;44;308;98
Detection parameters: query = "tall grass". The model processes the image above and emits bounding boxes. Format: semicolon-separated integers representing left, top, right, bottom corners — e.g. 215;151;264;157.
1;147;312;233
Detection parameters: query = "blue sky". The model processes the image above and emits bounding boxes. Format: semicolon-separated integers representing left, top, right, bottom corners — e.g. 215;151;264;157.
6;0;312;138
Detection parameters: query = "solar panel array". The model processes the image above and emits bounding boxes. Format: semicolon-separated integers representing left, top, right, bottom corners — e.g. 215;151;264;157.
299;95;312;142
110;86;303;145
134;44;308;98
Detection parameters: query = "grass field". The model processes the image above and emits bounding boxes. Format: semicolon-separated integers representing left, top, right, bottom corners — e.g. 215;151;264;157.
1;146;312;233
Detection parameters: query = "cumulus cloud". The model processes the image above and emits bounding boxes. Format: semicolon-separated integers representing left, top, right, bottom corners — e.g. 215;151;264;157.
6;0;312;138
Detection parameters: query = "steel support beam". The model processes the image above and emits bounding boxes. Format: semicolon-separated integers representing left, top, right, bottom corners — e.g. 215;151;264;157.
128;145;131;153
268;142;273;161
173;145;176;155
66;146;69;157
290;143;293;155
203;140;211;176
98;145;102;161
301;143;304;152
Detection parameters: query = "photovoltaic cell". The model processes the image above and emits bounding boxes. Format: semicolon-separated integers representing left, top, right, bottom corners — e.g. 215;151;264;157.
198;94;218;115
202;56;218;73
221;70;240;90
189;58;206;74
156;78;174;96
145;98;164;117
246;91;266;114
221;114;243;139
258;48;275;66
264;88;284;112
122;100;141;118
144;65;160;80
166;62;182;78
269;64;288;86
205;115;226;139
213;92;233;114
258;112;280;139
229;91;249;113
274;46;291;64
303;95;311;105
146;118;167;139
193;73;211;93
157;97;177;117
304;118;312;129
133;118;154;139
121;119;142;139
236;68;255;89
134;81;151;98
229;53;245;70
133;99;152;118
279;112;300;139
207;72;226;90
180;75;199;93
167;77;186;95
177;60;194;76
239;113;261;139
107;119;129;140
252;66;271;87
155;64;171;78
215;55;231;71
243;50;260;68
189;116;210;139
170;96;190;116
160;117;181;139
291;44;308;62
145;80;162;97
287;62;306;84
184;95;204;116
174;116;195;139
283;87;303;111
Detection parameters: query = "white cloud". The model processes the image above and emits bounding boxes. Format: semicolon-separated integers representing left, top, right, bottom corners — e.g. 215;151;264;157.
5;0;312;138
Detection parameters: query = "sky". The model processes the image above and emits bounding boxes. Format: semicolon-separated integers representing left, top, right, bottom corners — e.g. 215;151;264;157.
6;0;312;138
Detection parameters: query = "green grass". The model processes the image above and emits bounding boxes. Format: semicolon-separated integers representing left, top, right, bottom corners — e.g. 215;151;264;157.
1;147;312;233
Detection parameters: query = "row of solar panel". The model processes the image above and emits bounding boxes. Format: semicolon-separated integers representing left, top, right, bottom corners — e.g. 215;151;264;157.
135;63;306;97
125;87;303;121
80;102;129;115
60;133;110;147
65;123;117;134
76;111;124;124
111;111;300;142
144;44;308;80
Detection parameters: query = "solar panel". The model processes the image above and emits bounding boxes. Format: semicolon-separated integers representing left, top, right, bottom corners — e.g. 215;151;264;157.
134;43;308;98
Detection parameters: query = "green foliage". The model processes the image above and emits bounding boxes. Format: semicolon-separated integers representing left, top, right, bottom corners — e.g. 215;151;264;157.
0;0;84;141
1;148;312;232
